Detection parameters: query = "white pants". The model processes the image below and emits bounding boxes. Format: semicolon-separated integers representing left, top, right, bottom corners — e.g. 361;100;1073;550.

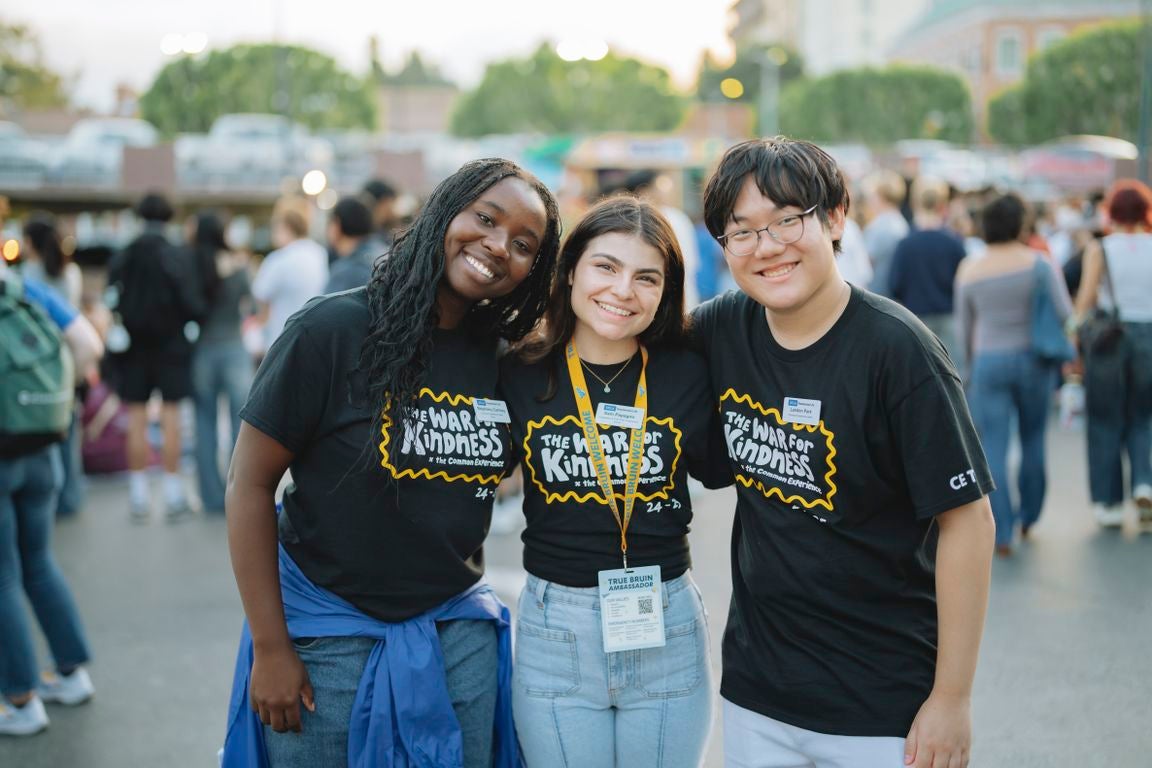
723;699;907;768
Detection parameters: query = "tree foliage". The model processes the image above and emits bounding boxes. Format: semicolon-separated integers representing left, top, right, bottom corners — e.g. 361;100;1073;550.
694;44;804;103
451;44;686;137
140;44;375;135
0;20;70;109
987;20;1143;145
778;65;973;144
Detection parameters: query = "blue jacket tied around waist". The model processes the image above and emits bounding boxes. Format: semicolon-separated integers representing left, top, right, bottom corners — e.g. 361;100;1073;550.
222;545;518;767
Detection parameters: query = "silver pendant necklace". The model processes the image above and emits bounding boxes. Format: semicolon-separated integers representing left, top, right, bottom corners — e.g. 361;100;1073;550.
580;355;634;393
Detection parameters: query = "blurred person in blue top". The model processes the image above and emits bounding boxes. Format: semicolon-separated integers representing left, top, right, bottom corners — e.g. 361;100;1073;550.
954;194;1072;556
861;169;909;298
888;176;967;363
21;213;86;519
499;195;731;767
323;196;386;294
1071;179;1152;529
222;158;562;768
188;211;254;515
0;257;103;737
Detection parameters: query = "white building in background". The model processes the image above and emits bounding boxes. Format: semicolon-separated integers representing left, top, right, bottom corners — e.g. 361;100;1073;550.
728;0;929;73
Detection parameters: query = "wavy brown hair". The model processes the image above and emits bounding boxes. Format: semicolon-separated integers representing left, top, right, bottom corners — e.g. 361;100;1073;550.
514;194;686;399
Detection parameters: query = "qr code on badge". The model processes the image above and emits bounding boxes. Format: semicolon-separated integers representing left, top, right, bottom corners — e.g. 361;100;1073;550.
638;597;653;615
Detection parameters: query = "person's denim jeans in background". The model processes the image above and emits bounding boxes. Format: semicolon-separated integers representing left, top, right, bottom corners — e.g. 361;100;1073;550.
0;446;92;696
1083;321;1152;505
191;340;252;512
55;406;85;518
513;572;713;768
967;351;1056;547
264;620;497;767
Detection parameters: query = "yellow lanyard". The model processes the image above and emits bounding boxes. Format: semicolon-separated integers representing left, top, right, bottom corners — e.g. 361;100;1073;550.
565;340;649;569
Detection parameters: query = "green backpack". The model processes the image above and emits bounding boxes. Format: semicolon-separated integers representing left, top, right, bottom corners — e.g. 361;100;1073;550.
0;272;74;458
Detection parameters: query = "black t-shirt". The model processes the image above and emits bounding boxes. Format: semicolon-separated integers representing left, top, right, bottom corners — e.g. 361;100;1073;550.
240;288;509;622
691;287;993;737
499;346;731;587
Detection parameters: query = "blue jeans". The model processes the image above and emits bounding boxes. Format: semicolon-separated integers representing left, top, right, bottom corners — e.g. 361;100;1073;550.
1084;321;1152;505
192;340;252;511
55;406;85;518
0;446;92;696
513;572;713;768
967;351;1055;547
265;620;497;767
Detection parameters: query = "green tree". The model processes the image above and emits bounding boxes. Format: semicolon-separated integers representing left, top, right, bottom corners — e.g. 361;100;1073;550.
779;65;973;144
0;20;70;109
140;43;375;135
694;44;804;103
985;84;1030;146
986;20;1143;145
451;44;686;137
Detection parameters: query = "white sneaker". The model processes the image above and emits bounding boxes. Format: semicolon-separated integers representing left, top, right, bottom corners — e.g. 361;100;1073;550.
129;500;151;525
37;668;94;706
1094;503;1125;529
1133;484;1152;511
0;696;49;736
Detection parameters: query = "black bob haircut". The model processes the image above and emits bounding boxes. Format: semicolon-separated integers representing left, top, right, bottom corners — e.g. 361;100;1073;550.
981;193;1027;245
702;137;850;253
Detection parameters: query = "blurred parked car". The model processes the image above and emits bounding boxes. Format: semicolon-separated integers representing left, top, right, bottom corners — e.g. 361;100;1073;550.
0;121;52;187
176;113;333;188
48;117;158;186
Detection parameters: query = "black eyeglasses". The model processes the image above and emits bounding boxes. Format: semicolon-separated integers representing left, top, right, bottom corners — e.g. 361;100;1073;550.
717;205;819;256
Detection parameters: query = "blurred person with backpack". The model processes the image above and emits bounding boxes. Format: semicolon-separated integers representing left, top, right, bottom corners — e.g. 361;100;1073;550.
106;192;204;523
21;214;87;518
0;258;103;736
188;211;254;515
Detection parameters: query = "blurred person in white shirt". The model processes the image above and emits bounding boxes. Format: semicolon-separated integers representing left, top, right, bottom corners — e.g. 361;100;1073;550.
250;196;328;357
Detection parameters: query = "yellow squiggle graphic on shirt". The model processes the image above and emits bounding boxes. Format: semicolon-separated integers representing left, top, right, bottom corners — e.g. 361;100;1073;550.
378;388;505;485
523;414;682;505
720;388;838;511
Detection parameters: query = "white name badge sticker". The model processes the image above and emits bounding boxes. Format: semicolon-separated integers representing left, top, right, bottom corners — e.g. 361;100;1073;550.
472;398;511;424
595;402;645;430
782;396;821;426
597;565;665;653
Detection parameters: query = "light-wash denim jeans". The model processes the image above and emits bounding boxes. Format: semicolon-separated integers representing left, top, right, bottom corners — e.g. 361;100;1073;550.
513;572;713;768
264;619;497;768
1084;321;1152;505
191;339;252;512
967;350;1056;546
0;446;91;696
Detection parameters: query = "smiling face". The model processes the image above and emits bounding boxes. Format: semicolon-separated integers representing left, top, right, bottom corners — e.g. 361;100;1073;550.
438;176;548;325
568;231;666;355
724;175;845;315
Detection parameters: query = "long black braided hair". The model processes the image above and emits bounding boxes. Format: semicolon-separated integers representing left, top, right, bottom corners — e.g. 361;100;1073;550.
356;158;562;464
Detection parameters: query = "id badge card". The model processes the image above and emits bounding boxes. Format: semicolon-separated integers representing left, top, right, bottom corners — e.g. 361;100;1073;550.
597;565;665;652
595;402;645;429
472;397;511;424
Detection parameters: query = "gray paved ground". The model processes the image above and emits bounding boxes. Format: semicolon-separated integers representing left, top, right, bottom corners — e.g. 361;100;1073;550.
2;419;1150;767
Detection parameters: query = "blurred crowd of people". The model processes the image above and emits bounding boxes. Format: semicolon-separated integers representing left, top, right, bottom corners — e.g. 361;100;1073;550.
1;155;1150;741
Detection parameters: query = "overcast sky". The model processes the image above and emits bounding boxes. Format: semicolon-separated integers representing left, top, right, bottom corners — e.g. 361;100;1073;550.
14;0;736;111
